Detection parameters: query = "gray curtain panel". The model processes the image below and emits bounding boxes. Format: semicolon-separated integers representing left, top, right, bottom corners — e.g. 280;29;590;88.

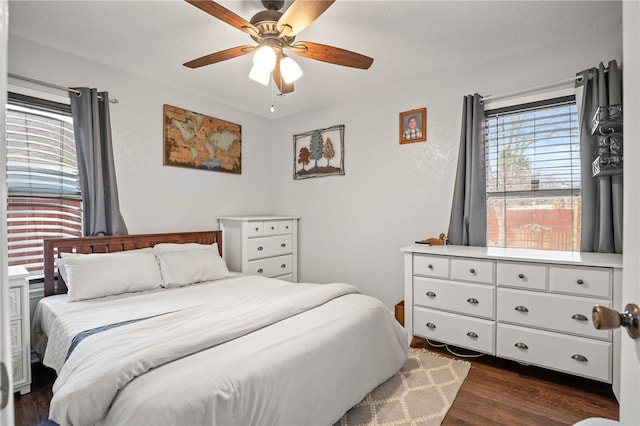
575;60;622;253
70;88;128;236
447;94;486;246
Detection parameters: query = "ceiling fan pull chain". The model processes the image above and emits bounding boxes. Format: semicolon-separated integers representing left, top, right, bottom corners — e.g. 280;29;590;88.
270;77;275;113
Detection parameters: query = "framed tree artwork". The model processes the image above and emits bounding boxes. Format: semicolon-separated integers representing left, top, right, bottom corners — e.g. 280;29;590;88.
293;124;345;179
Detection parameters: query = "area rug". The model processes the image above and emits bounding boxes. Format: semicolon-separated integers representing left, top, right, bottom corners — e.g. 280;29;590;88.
335;348;471;426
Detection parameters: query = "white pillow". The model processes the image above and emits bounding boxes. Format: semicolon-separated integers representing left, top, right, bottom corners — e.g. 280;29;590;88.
64;251;162;302
56;248;153;285
156;248;229;288
152;242;219;255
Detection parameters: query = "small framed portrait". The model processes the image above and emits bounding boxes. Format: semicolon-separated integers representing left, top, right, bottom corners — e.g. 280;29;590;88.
399;108;426;144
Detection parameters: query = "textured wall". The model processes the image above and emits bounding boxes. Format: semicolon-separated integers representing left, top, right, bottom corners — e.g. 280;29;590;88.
7;27;623;311
270;29;622;310
8;35;274;234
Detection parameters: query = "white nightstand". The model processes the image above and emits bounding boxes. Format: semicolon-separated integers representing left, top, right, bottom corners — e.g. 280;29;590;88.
9;265;30;395
218;216;300;282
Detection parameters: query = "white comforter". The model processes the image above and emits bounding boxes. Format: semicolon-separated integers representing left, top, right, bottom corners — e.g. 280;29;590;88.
42;275;407;426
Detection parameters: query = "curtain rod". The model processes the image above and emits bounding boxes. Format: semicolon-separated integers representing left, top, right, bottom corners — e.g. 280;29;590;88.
8;73;119;104
481;75;584;103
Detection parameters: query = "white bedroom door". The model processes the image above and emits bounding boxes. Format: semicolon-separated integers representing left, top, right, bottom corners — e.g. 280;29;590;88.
618;2;640;424
0;0;14;424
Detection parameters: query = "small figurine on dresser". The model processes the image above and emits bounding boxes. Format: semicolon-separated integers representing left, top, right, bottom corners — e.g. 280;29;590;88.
415;233;448;246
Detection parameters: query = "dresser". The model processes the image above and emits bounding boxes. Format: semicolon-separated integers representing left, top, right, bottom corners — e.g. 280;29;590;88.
8;265;30;395
218;216;300;282
402;245;623;389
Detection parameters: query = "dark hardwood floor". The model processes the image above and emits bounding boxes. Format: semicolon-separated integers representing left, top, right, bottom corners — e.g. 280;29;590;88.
420;342;620;426
13;362;56;426
13;346;618;426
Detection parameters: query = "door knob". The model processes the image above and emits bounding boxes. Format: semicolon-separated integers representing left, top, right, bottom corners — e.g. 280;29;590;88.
592;304;640;339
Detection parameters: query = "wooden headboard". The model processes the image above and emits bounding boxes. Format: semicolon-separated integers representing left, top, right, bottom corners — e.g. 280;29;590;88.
43;230;223;297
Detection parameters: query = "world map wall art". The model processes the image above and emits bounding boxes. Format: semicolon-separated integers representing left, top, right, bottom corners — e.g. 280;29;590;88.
163;104;241;174
293;124;345;180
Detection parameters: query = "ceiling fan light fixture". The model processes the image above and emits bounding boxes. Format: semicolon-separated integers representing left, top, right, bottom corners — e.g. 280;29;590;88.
280;56;303;84
183;0;374;95
253;45;277;72
249;64;271;85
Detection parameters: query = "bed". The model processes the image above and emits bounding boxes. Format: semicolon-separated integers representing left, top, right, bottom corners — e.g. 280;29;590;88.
32;230;408;426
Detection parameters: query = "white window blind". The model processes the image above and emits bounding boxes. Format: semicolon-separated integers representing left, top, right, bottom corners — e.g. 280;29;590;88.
485;96;581;251
6;93;82;278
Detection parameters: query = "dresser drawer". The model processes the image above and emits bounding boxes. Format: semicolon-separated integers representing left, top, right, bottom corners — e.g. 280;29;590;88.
247;235;293;260
451;258;494;284
497;261;547;290
278;220;294;234
414;307;495;354
263;221;280;236
12;351;25;385
8;266;31;395
278;273;294;282
10;319;22;350
497;323;611;382
248;255;293;278
247;222;264;237
497;288;611;340
413;254;449;279
414;277;495;319
549;266;612;298
9;286;21;318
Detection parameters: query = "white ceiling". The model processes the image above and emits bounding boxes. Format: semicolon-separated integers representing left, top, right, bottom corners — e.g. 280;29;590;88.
8;0;622;119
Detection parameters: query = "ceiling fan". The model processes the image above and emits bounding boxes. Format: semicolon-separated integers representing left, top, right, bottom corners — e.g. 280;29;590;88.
183;0;374;94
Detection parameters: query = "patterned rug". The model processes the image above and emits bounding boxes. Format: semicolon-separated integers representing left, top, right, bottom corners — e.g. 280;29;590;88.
335;348;471;426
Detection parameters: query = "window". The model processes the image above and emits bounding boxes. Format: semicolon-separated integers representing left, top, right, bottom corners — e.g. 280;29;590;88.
485;96;581;251
6;93;82;278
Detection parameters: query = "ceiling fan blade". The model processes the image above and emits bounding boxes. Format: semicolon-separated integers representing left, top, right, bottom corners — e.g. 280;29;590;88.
185;0;259;35
273;61;295;94
291;41;373;70
277;0;335;37
183;45;255;68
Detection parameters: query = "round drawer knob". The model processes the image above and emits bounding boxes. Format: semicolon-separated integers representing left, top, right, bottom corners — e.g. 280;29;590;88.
271;226;275;230
255;227;259;231
466;331;478;339
426;322;436;330
571;354;588;362
257;268;264;273
428;264;433;270
426;291;436;298
514;342;528;350
577;279;584;285
469;268;476;274
571;314;588;322
257;246;263;251
467;297;479;305
281;243;286;248
281;264;286;268
515;305;529;313
518;273;525;279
